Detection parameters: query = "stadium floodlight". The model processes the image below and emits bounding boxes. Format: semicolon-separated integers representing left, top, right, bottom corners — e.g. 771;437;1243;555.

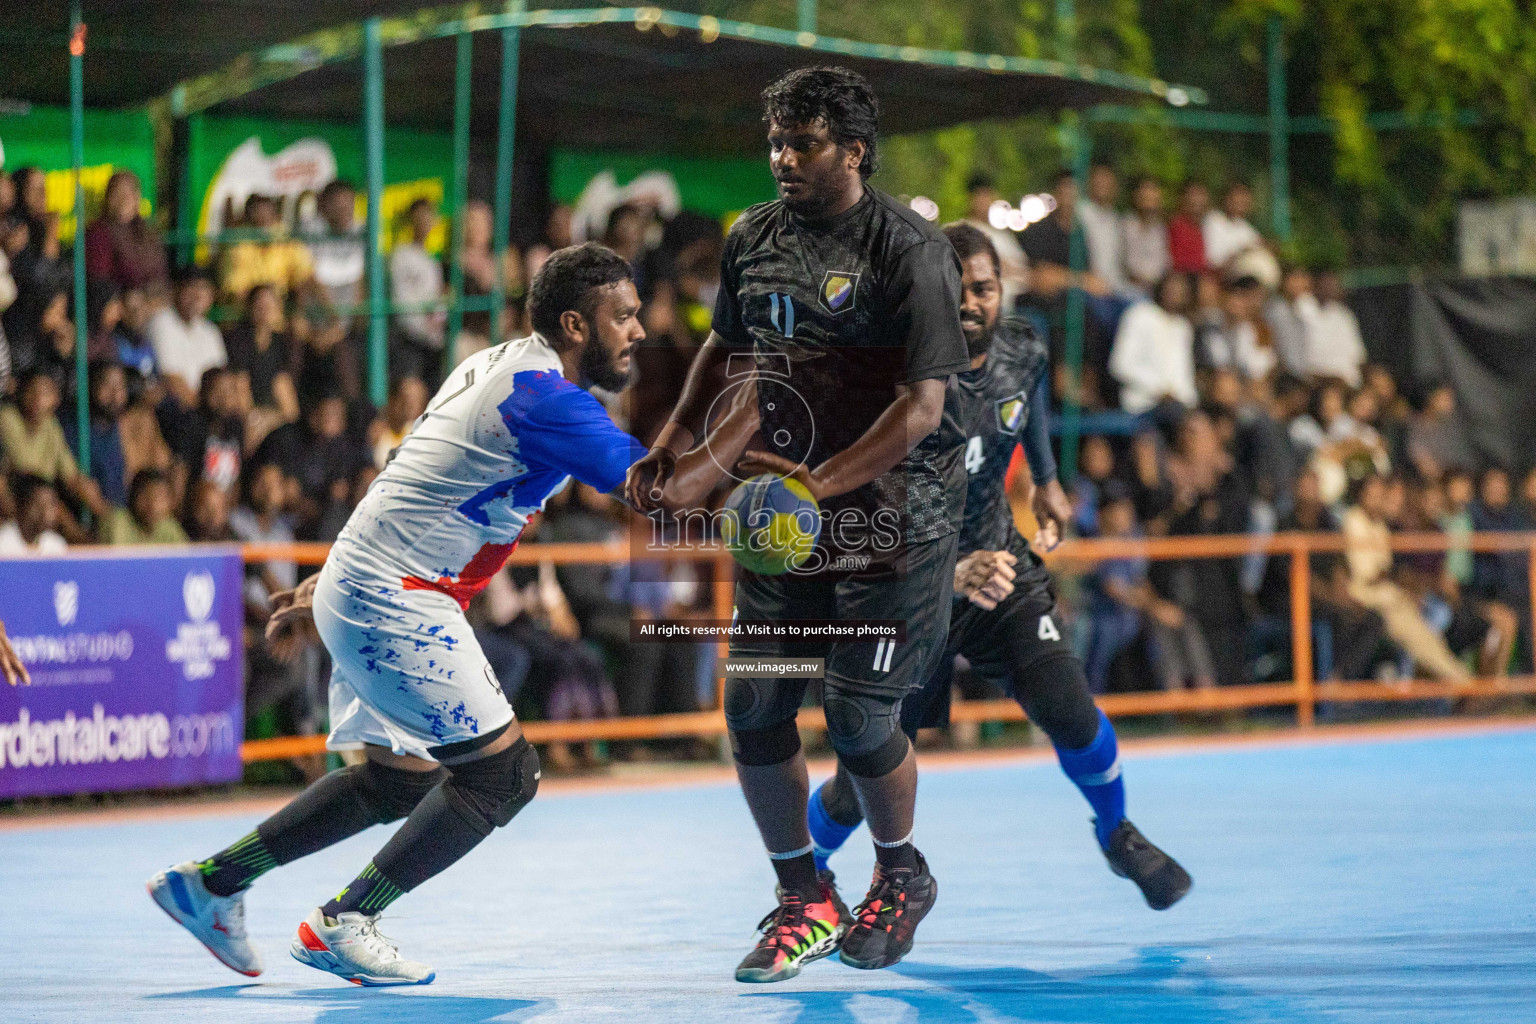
1006;208;1029;231
909;196;939;221
1167;87;1190;107
1018;195;1048;225
988;200;1013;230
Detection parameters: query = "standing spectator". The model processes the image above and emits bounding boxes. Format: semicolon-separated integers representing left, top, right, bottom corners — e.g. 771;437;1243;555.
223;283;299;452
1299;269;1366;386
61;360;130;507
1407;385;1477;482
1109;272;1197;414
389;197;447;385
148;265;226;410
219;193;314;306
1202;182;1263;271
1166;181;1210;274
369;374;428;470
1079;163;1129;294
1263;265;1314;378
83;170;168;293
99;468;188;545
1342;475;1469;681
1121;175;1170;294
0;475;68;555
963;172;1029;309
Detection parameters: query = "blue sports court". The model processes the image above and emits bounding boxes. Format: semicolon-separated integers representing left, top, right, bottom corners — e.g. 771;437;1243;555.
5;724;1534;1024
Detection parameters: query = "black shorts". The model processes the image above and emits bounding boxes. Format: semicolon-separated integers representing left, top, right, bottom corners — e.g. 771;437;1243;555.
729;532;960;703
902;543;1069;734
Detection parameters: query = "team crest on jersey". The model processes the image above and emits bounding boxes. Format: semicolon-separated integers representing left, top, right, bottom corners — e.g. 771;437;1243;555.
995;391;1027;433
820;271;859;314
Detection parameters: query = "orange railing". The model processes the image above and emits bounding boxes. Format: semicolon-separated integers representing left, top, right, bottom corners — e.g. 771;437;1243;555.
236;531;1536;762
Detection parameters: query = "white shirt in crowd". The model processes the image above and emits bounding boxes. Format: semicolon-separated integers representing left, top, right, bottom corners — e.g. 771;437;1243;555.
311;233;367;312
1299;298;1367;386
1121;214;1169;291
1202;211;1262;269
1110;301;1198;414
146;307;227;393
964;218;1030;310
1078;199;1128;292
390;242;446;349
0;523;67;556
1204;319;1277;383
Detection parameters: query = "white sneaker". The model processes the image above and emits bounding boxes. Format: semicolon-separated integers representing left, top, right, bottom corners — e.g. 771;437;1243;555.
147;861;264;977
290;907;435;986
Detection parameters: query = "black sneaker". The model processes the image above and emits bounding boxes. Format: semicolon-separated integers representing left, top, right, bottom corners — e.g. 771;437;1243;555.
734;887;845;983
838;851;938;970
1102;819;1192;910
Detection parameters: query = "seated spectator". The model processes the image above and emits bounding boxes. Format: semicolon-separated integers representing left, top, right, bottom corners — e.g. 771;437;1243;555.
1084;485;1217;693
62;360;130;507
1070;434;1117;537
185;477;236;544
84;170;168;293
1196;275;1273;384
100;468;188;545
1202;182;1263;271
1109;272;1197;415
309;180;365;317
369;375;428;470
5;283;74;383
457;198;523;350
1407;385;1476;481
1467;468;1529;631
223;283;299;452
1289;380;1390;503
0;369;108;537
1020;169;1111;303
390;197;447;385
113;285;158;380
1166;180;1209;274
119;364;175;496
1341;474;1469;681
170;366;246;498
84;279;124;363
1263;265;1314;378
0;474;68;555
148;265;226;410
1121;175;1169;294
1299;269;1365;386
219;193;314;307
252;392;370;540
1080;163;1129;295
231;462;298;607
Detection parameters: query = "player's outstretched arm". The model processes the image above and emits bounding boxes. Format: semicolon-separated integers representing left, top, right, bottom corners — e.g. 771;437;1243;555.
0;619;30;686
626;333;730;510
739;376;947;503
659;380;759;511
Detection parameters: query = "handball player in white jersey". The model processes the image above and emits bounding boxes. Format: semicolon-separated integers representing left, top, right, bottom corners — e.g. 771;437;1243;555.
147;243;650;986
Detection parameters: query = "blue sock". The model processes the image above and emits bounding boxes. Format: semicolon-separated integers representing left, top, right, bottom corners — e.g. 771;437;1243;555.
806;784;859;872
1054;709;1126;850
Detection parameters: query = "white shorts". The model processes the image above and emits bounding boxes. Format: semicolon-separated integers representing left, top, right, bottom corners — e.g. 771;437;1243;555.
313;559;514;761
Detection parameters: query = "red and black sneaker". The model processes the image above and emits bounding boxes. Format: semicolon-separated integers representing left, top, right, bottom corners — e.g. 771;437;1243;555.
838;851;938;970
734;886;846;983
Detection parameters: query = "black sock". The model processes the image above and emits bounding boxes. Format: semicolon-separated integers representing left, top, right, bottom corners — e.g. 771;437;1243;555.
199;831;278;897
324;780;491;918
770;850;822;903
874;838;919;873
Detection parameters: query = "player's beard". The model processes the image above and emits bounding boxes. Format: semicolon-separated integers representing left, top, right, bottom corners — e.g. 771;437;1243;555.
581;335;636;392
962;316;996;360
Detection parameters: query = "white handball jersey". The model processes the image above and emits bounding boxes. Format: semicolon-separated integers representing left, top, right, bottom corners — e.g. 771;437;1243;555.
329;334;642;606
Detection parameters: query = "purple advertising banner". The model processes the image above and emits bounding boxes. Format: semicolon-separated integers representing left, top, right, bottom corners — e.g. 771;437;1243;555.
0;547;245;799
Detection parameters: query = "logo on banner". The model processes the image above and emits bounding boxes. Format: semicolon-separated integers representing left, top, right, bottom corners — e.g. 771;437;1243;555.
53;581;79;626
820;271;859;314
166;571;231;681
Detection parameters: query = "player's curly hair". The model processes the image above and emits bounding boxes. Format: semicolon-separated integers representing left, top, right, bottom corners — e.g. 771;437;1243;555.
761;66;879;178
943;222;1000;276
528;242;634;341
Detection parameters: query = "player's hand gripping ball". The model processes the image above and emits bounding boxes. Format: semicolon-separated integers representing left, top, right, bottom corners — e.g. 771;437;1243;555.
722;474;821;575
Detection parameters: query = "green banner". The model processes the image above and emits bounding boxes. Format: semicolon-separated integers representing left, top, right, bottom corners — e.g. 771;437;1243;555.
550;149;776;231
0;105;157;242
186;113;456;257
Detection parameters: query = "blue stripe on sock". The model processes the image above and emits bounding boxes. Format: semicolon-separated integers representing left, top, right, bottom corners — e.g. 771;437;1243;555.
1054;708;1127;850
806;784;858;872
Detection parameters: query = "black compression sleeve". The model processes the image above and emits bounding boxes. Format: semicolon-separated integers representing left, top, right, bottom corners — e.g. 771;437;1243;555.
1022;373;1057;484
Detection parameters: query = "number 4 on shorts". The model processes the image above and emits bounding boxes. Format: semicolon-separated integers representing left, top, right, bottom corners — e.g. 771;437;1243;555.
1038;614;1061;642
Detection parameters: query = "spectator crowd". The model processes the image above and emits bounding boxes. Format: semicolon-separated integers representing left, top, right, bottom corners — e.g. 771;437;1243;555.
0;149;1527;771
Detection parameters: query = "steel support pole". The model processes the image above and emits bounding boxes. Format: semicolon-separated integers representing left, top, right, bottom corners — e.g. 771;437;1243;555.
797;0;818;34
445;30;473;374
69;1;90;474
490;25;520;346
1060;121;1092;484
1267;16;1291;242
1055;0;1076;61
363;18;388;406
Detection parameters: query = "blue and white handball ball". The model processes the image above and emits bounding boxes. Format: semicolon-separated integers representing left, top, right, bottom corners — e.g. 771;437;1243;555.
721;474;821;575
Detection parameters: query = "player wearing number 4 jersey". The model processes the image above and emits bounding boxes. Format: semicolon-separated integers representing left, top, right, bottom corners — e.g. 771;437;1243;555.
148;244;649;986
808;223;1193;911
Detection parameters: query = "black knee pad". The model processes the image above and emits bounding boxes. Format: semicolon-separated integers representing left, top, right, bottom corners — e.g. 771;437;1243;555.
724;676;806;733
1013;652;1100;750
441;736;541;837
730;717;802;767
354;759;446;824
824;690;909;778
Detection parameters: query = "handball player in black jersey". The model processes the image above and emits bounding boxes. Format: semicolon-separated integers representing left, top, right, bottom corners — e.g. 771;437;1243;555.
627;67;968;981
